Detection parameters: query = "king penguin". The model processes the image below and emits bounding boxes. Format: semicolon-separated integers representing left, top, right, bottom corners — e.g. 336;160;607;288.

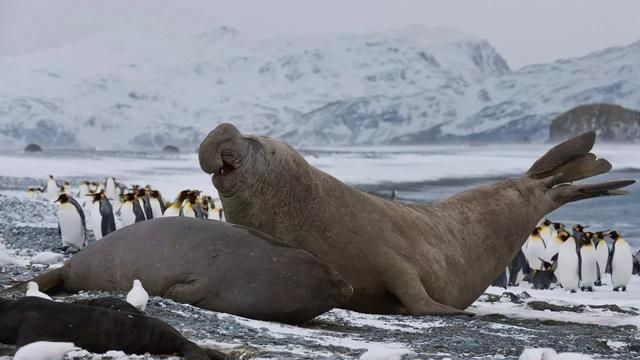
182;190;205;218
89;191;116;240
136;188;153;220
532;259;556;290
578;232;597;291
525;227;547;271
149;190;166;218
105;177;118;200
594;231;610;286
55;193;86;251
119;193;146;227
545;222;566;261
555;230;580;293
163;190;190;217
609;231;633;291
508;250;530;287
45;175;58;202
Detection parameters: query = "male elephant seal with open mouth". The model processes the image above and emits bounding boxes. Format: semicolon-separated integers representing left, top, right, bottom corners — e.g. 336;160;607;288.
199;124;635;316
5;217;352;324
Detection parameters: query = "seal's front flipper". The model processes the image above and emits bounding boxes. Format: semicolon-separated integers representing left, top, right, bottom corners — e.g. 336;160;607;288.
385;264;472;316
163;277;208;306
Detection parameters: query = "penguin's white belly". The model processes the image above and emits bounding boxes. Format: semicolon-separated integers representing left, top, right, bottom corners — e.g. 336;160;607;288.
47;180;58;201
57;205;84;248
182;205;196;218
611;242;633;288
579;248;597;287
163;206;181;217
556;245;580;291
545;238;562;260
150;199;163;218
105;180;117;200
90;202;103;240
119;203;136;227
595;243;609;279
526;239;546;271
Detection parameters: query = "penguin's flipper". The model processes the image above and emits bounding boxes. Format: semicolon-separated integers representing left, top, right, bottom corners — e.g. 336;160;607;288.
578;251;583;282
57;223;61;236
69;197;87;229
608;242;616;274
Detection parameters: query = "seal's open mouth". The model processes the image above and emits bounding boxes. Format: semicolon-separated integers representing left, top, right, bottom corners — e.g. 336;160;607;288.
214;158;236;177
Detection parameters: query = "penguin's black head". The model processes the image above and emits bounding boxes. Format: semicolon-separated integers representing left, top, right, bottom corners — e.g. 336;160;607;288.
187;190;201;203
55;194;69;204
136;188;146;197
125;193;136;201
573;224;585;232
553;223;565;231
48;175;54;179
150;190;161;199
559;231;570;241
540;259;554;272
178;190;191;201
595;231;609;240
584;232;594;240
531;227;541;237
543;219;552;226
609;231;620;240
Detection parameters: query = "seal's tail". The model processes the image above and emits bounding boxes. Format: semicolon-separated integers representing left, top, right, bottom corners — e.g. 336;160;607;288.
0;267;65;298
525;131;635;203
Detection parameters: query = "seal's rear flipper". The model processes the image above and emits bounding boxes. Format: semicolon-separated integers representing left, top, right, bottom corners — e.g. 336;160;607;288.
525;131;613;183
553;180;636;203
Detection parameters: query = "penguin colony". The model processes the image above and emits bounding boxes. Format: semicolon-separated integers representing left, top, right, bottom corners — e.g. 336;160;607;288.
28;175;225;251
494;218;635;292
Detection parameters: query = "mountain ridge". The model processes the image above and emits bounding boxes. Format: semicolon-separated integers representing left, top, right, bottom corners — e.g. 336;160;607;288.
0;25;638;149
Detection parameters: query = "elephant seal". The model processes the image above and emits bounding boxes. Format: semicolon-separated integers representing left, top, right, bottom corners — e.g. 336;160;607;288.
5;217;352;324
199;124;635;315
0;297;226;359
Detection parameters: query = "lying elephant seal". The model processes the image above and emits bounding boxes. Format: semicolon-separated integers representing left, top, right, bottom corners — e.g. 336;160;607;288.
199;124;635;315
0;297;226;359
5;217;352;324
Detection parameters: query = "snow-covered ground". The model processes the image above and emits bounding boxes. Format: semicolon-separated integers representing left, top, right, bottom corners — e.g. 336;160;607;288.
0;145;638;359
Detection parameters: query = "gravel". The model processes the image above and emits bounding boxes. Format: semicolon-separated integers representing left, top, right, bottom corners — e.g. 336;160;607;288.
1;176;639;360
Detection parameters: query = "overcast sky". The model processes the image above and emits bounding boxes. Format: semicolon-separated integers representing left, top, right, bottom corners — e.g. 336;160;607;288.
1;0;639;69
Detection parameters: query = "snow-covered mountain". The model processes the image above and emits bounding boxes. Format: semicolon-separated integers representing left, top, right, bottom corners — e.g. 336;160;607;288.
0;25;639;149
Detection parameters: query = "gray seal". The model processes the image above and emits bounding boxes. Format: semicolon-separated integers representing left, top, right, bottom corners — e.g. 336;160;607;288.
199;124;634;315
6;217;352;324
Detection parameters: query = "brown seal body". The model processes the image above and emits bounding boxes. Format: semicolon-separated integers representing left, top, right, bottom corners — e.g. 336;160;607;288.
8;217;352;324
199;124;634;315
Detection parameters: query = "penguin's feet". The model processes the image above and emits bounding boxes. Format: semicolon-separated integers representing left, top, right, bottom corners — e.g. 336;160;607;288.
570;290;577;293
595;280;602;286
613;287;620;292
622;287;627;292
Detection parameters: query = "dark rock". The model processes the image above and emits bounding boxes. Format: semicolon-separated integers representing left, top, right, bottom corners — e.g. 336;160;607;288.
162;145;180;154
24;143;42;152
549;104;640;143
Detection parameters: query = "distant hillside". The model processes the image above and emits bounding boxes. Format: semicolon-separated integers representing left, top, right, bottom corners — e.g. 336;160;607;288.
0;25;639;149
549;104;640;143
